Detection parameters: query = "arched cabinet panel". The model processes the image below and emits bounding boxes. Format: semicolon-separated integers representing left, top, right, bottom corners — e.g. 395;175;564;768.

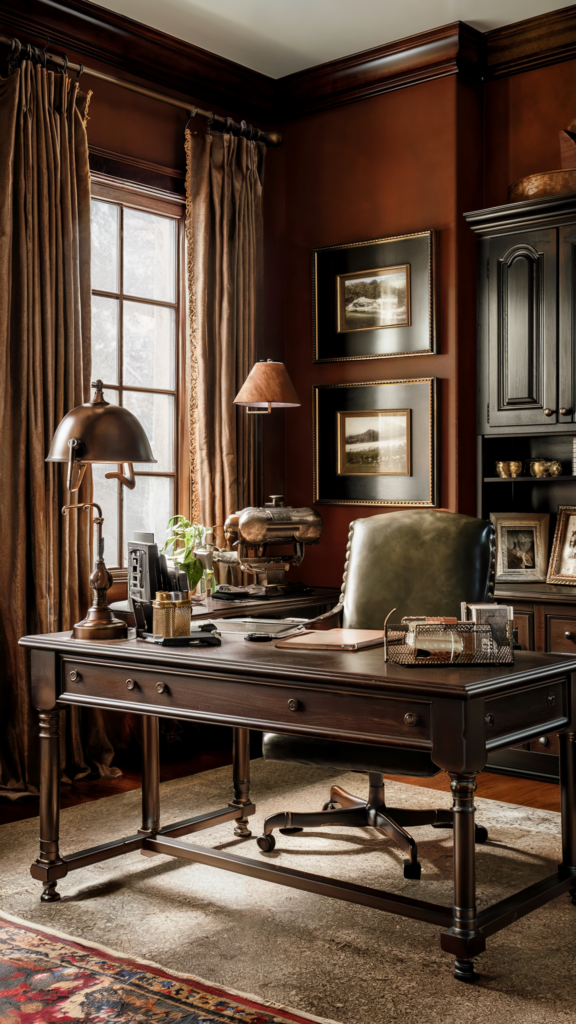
487;229;557;428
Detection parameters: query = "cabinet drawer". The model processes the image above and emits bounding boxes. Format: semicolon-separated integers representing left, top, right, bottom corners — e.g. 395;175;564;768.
547;616;576;654
485;679;567;742
61;659;431;744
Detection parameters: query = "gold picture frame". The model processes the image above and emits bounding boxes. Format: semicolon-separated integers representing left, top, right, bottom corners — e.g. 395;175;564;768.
337;409;411;476
490;512;550;583
336;265;411;334
547;506;576;585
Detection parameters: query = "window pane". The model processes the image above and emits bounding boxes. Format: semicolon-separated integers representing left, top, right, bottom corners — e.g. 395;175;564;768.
123;476;174;562
123;209;176;302
91;200;119;293
91;295;119;385
122;391;174;471
92;466;119;567
123;301;175;390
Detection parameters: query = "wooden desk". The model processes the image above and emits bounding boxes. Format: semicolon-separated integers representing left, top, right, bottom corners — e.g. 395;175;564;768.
19;631;576;983
111;586;341;627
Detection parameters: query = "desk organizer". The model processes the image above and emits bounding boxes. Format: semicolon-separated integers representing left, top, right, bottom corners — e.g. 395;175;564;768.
384;621;514;666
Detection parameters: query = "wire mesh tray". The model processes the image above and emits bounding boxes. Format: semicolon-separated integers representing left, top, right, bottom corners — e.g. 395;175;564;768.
384;621;514;666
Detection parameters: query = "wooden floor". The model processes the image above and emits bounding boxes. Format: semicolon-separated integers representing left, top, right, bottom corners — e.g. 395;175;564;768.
0;755;561;826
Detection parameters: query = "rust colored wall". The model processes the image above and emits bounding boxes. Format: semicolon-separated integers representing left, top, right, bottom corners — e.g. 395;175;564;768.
485;58;576;208
277;77;483;587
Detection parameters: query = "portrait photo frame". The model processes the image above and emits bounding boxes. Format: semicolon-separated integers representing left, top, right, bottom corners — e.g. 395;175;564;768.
490;512;550;584
547;506;576;585
313;378;437;506
313;230;436;363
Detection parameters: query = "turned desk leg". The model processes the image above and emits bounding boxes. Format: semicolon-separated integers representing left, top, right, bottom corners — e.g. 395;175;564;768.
140;715;160;835
35;709;64;901
559;731;576;904
442;774;484;982
232;727;251;837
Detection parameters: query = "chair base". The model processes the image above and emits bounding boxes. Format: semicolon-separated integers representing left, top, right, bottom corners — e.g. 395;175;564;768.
257;774;488;878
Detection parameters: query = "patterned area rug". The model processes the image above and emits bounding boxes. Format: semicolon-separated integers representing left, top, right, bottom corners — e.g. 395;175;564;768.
0;912;336;1024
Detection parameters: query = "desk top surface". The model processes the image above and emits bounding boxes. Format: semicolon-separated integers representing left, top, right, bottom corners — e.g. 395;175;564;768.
20;630;576;702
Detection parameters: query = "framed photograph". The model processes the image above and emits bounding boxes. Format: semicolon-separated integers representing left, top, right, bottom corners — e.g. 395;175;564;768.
490;513;550;583
314;378;437;506
336;265;410;333
337;410;411;476
547;506;576;584
313;231;436;362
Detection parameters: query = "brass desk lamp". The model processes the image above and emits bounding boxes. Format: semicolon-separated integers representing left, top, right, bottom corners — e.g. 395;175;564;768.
46;380;156;640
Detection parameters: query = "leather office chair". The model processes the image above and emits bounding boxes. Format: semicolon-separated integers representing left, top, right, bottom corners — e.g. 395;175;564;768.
256;509;495;878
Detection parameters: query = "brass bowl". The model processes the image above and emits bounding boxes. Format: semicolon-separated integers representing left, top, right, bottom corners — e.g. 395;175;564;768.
548;460;563;477
529;459;548;477
495;460;523;478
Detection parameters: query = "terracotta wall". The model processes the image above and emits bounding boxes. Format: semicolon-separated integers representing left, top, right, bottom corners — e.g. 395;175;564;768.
275;77;484;587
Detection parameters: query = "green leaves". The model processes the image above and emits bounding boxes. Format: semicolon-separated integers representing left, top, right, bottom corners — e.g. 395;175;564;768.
162;515;214;591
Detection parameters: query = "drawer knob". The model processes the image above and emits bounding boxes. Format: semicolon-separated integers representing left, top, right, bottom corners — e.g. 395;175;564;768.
287;698;299;712
544;408;554;416
69;670;81;682
156;682;167;694
126;679;135;691
565;632;574;640
404;712;418;727
560;408;570;415
539;736;550;747
485;713;494;727
547;692;556;706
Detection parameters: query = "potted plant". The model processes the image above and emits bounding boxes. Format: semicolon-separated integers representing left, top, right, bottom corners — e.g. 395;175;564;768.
162;516;215;596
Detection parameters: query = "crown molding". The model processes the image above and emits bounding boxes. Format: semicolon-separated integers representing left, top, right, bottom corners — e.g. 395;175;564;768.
275;22;485;121
0;0;274;121
485;4;576;79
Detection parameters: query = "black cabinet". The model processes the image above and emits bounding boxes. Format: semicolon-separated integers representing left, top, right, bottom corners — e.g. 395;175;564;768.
467;194;576;434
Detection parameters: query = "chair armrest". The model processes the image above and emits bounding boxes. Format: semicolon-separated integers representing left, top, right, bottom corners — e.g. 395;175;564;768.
305;603;343;631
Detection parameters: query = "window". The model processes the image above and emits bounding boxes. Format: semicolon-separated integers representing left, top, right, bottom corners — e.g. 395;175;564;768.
90;178;187;569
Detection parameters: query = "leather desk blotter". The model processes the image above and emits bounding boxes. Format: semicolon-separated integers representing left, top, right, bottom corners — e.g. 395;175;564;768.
275;628;384;651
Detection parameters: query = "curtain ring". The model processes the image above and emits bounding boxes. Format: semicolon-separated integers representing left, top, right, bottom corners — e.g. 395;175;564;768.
7;38;22;71
60;53;69;77
75;63;84;83
205;111;215;126
184;106;197;133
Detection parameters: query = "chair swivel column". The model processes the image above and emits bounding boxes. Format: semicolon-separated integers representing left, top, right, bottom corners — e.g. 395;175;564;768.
559;731;576;904
139;715;160;834
232;727;252;837
450;773;480;982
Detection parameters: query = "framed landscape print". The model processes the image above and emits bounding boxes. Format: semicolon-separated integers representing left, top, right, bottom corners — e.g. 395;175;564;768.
313;231;436;362
314;378;437;506
490;513;550;583
547;506;576;585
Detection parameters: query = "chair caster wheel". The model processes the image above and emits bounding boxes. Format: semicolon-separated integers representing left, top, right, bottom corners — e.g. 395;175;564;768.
475;825;488;844
279;827;303;835
403;858;421;880
257;834;276;852
322;801;340;811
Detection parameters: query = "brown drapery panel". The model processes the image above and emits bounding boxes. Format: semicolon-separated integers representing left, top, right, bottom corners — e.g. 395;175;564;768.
185;130;266;544
0;62;118;797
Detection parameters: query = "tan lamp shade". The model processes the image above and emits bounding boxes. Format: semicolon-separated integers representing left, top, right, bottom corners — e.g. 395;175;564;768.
234;360;300;410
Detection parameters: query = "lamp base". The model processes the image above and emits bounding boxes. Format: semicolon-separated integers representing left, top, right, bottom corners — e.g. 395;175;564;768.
72;605;127;641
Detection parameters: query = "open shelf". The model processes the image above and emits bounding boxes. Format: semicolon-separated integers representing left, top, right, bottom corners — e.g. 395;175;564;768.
484;475;576;483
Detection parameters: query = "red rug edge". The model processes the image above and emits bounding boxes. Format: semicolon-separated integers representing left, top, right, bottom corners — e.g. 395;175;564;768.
0;911;340;1024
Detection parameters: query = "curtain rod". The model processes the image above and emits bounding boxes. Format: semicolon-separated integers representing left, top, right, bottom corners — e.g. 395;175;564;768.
0;34;283;147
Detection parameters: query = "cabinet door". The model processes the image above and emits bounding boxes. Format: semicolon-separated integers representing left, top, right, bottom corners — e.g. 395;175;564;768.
487;229;557;427
558;225;576;424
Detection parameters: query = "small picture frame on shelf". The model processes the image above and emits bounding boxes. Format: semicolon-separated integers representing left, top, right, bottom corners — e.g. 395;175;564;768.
547;506;576;585
490;512;550;583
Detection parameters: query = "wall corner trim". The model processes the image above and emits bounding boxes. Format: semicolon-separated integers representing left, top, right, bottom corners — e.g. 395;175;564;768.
486;4;576;79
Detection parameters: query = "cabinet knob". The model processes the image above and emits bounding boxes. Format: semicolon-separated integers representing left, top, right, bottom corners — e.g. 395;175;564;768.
404;712;418;727
126;678;135;690
287;698;299;712
565;632;574;640
544;408;554;417
560;408;570;415
547;692;556;706
156;681;167;694
485;713;495;727
539;736;550;748
69;670;81;682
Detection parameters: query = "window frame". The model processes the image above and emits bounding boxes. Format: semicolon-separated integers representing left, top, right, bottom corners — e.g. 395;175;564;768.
90;173;189;574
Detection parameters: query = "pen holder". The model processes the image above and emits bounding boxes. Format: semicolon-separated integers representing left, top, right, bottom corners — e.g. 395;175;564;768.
152;592;175;638
172;593;192;637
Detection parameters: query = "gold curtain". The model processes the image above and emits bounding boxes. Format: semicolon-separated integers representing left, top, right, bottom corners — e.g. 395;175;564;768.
0;62;118;797
185;130;266;545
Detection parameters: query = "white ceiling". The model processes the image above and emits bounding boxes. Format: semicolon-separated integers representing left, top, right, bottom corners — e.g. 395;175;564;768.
97;0;563;78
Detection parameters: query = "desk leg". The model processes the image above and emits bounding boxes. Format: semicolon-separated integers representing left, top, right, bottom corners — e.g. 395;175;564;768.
440;774;484;982
232;728;252;837
140;715;160;835
560;731;576;904
35;709;64;901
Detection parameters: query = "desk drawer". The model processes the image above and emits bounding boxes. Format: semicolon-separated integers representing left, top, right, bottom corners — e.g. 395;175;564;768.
547;616;576;654
61;659;430;744
484;678;567;742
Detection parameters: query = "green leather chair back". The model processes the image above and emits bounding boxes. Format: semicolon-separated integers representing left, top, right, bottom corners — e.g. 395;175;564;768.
341;510;494;630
